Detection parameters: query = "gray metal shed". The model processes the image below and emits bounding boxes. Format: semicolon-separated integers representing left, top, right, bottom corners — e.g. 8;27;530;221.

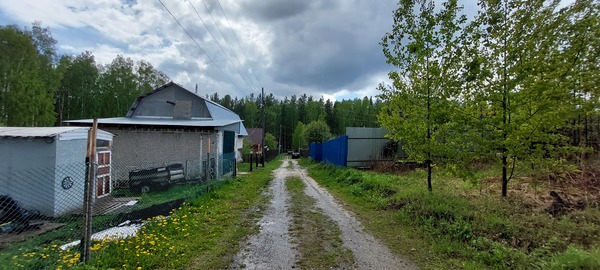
0;127;113;217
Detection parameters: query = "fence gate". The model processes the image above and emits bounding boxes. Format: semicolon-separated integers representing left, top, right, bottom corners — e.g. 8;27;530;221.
222;131;235;175
96;150;111;197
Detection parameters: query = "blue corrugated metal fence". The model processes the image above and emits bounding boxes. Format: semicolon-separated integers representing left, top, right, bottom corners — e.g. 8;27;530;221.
309;143;322;161
309;135;348;166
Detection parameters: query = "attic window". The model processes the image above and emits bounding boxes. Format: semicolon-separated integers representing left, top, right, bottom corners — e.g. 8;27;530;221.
173;100;192;119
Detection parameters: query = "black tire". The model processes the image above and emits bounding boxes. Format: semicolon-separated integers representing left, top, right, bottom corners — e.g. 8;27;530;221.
139;183;151;193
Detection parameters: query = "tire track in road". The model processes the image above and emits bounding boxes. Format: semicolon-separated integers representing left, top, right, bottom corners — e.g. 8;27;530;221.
230;161;296;270
231;159;417;270
292;160;417;270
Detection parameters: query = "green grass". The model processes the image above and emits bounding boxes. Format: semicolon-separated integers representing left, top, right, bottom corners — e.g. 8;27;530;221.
285;176;354;269
236;162;252;172
112;181;224;211
237;160;269;173
1;159;280;270
0;181;221;268
299;158;600;270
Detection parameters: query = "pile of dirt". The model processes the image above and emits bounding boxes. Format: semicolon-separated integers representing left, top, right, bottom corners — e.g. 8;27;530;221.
543;168;600;216
558;169;600;197
371;161;425;175
477;168;599;217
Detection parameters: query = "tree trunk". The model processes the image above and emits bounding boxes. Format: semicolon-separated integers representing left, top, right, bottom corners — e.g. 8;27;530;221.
426;53;432;193
427;159;432;193
502;154;508;197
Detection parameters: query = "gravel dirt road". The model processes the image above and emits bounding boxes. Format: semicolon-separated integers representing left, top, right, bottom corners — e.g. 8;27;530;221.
230;159;417;270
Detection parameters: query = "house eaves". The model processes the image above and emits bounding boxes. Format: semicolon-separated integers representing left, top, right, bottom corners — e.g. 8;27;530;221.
0;127;113;141
65;117;242;128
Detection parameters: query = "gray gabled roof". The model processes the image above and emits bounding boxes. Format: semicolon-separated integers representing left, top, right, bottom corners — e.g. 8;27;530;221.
65;82;248;135
126;82;242;122
239;123;248;136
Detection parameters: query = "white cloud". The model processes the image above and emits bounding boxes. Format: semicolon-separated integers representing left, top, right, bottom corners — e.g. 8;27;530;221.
0;0;399;100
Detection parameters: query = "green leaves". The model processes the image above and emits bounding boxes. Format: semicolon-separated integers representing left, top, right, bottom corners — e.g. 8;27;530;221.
292;122;306;150
304;120;332;144
0;24;57;126
379;0;466;191
58;53;170;120
380;0;599;196
1;22;171;125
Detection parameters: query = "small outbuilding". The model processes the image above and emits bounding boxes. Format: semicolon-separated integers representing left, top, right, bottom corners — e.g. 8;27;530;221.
0;127;113;217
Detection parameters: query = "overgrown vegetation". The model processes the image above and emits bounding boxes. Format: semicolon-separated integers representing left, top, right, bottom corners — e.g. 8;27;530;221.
285;176;354;269
379;0;600;197
0;160;279;270
301;159;600;269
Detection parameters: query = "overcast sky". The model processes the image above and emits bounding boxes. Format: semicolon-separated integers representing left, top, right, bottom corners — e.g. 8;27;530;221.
0;0;404;101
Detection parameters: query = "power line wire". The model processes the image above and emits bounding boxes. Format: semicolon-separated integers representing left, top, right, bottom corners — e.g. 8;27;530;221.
200;0;259;94
214;0;264;89
157;0;247;96
187;0;257;94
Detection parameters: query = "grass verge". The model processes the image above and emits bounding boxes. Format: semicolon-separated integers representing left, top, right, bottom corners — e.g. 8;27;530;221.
299;159;600;270
1;160;280;270
285;176;354;269
0;181;225;268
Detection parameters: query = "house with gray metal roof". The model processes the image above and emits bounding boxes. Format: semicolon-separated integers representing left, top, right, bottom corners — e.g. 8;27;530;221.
66;82;246;186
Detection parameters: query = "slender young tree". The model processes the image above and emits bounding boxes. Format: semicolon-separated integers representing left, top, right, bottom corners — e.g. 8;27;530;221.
292;122;306;150
379;0;465;192
462;0;590;197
